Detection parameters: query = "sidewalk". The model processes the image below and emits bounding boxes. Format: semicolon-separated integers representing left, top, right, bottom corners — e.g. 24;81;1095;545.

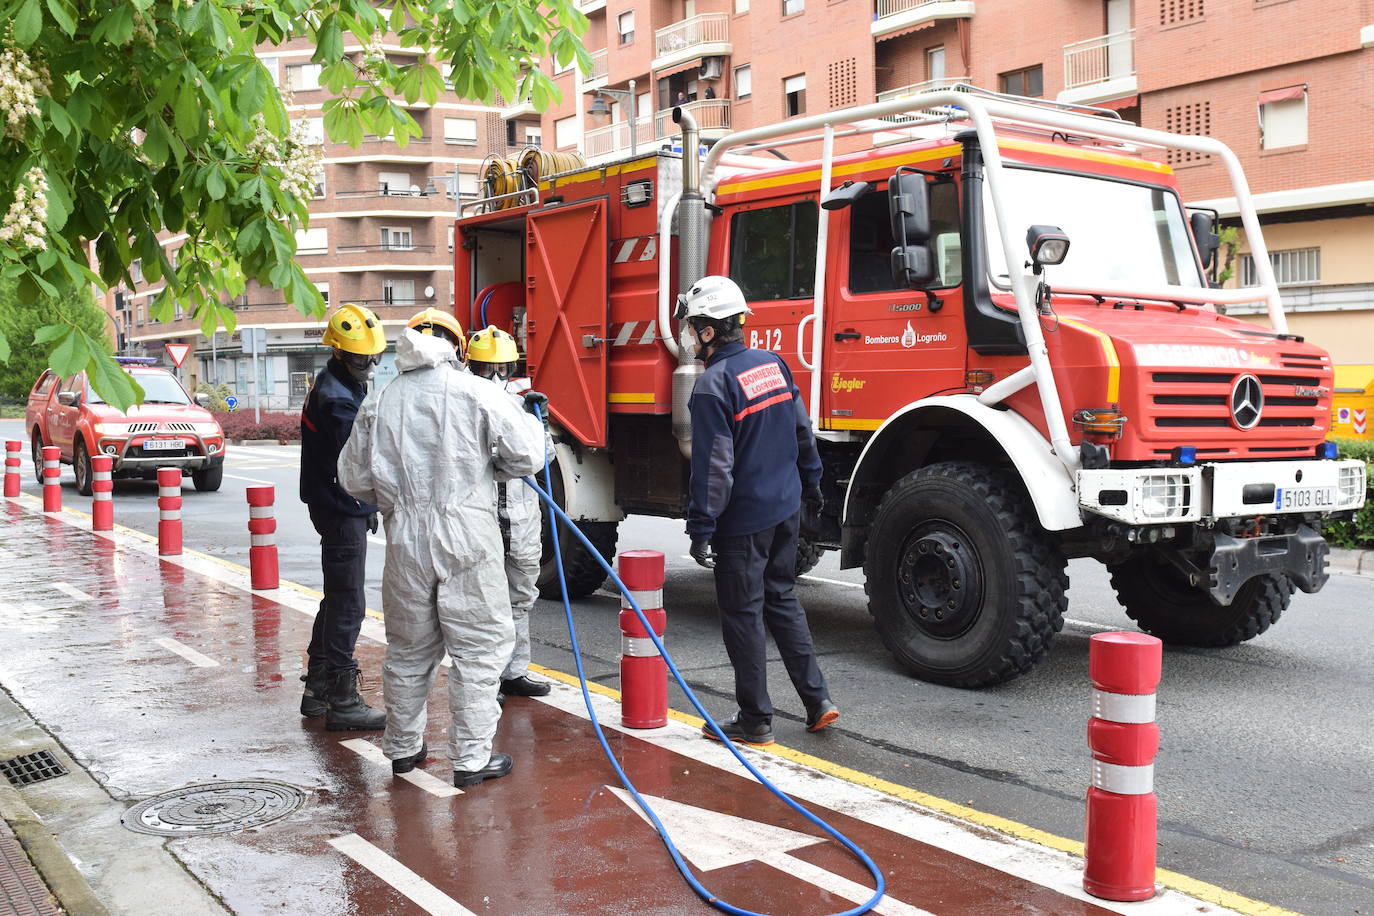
0;493;1270;915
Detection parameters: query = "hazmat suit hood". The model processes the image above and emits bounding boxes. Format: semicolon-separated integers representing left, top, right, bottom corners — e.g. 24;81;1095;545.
396;327;459;372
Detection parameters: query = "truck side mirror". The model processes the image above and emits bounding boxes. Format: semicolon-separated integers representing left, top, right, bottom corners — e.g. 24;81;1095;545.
888;168;934;288
57;390;78;407
821;180;872;211
1190;210;1220;270
194;392;212;408
891;245;935;287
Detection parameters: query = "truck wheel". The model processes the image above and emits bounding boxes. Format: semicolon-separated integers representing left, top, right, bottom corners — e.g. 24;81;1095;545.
192;464;223;492
863;462;1068;687
796;537;824;577
73;440;94;497
1107;553;1291;647
534;461;618;600
30;428;44;483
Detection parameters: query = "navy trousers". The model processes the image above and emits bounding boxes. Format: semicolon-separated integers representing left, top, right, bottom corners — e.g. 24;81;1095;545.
306;505;369;673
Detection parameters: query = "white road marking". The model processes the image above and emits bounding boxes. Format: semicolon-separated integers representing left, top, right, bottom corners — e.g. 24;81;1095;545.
1062;617;1118;633
367;536;387;547
800;573;863;589
339;738;462;798
154;636;219;668
225;474;275;485
327;833;477;916
52;582;94;602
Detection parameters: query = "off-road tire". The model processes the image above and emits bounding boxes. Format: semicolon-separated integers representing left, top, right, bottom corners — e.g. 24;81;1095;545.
73;439;93;497
30;428;44;483
863;462;1068;687
539;519;618;600
1107;552;1291;647
795;537;824;577
192;464;224;492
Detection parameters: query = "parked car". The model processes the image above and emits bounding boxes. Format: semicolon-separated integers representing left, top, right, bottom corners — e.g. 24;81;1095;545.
25;357;226;494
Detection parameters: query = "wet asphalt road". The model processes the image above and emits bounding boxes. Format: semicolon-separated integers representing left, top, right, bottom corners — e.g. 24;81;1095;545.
1;417;1371;915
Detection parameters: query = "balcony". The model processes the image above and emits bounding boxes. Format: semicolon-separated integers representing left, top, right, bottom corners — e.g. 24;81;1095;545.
583;116;657;160
653;13;731;73
579;0;606;12
875;77;970;121
654;99;731;140
1058;30;1136;105
582;48;609;89
872;0;976;41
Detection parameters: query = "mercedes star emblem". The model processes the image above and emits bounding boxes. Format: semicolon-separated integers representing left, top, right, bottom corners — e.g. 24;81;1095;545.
1230;374;1264;430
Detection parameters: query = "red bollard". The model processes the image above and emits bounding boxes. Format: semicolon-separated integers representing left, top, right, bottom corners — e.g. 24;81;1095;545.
246;485;279;590
41;445;62;512
157;467;182;555
4;440;20;497
618;549;667;729
91;455;114;530
1084;631;1163;902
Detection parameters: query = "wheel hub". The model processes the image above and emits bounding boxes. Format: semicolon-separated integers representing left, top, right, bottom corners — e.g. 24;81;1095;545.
896;529;980;638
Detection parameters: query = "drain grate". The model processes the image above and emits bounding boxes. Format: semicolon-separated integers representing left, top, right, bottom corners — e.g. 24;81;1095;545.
0;749;68;787
121;781;306;837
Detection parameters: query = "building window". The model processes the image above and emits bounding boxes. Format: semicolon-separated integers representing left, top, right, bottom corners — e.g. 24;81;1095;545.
378;170;413;195
137;305;146;325
524;124;542;147
784;74;806;117
443;117;478;144
782;0;803;14
131;259;143;283
1000;66;1043;98
735;0;749;11
555;115;579;150
285;63;322;92
927;46;946;82
315;282;329;306
294;117;325;144
312;167;326;199
617;10;635;44
383;278;416;306
728;201;819;300
1259;86;1307;150
380;227;413;250
1241;247;1320;287
734;65;752;99
554;53;575;75
457;171;479;197
447;226;456;252
259;56;279;87
294;227;328;255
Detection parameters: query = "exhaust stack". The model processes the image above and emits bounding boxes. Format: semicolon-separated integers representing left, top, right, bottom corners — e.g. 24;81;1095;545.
672;107;705;458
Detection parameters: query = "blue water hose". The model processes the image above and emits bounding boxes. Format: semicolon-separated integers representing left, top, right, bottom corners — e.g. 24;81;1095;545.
478;290;493;330
522;406;884;915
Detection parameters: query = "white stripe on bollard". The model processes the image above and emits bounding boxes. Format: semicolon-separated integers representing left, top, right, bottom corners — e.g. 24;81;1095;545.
621;587;663;610
621;635;664;658
1091;690;1156;724
1090;761;1155;795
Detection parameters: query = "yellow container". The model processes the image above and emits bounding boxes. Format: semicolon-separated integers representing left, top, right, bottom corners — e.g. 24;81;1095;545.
1332;364;1374;441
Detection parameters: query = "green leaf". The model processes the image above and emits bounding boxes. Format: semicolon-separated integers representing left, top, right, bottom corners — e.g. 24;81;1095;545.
14;0;42;47
206;166;226;201
44;172;72;231
217;302;238;337
44;99;75;138
93;4;135;46
33;324;68;345
174;85;200;138
0;328;10;365
238;63;269;120
317;14;344;61
86;347;144;412
49;326;89;376
45;0;76;36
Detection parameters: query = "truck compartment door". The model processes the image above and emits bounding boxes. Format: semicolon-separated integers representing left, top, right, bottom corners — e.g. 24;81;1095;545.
525;199;610;447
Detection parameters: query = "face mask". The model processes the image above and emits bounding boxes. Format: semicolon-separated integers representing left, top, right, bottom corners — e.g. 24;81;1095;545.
689;323;715;361
340;352;380;383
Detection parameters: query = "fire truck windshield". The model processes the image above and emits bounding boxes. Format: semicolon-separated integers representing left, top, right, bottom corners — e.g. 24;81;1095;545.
984;167;1205;295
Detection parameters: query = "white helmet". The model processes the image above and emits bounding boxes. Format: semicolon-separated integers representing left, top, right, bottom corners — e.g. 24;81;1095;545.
675;275;752;322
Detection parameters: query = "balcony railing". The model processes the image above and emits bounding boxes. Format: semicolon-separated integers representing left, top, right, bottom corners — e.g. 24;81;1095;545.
875;0;943;19
1063;30;1135;89
654;13;729;60
583;117;656;159
336;244;437;254
875;77;970;121
335;188;441;199
582;48;609;84
654;99;731;138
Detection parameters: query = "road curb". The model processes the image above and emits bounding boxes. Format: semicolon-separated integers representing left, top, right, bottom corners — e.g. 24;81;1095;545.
1329;547;1374;578
0;782;109;916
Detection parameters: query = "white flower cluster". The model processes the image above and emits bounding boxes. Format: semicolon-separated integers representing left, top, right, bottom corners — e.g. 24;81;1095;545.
0;40;48;141
0;167;50;251
246;117;323;203
362;34;388;77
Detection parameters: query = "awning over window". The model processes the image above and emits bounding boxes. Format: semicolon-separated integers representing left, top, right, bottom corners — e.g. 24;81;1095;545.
874;19;937;43
1258;85;1306;105
656;57;703;79
1095;94;1139;111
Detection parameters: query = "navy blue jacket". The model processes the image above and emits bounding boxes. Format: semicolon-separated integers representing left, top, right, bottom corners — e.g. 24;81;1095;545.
686;341;822;540
300;359;377;516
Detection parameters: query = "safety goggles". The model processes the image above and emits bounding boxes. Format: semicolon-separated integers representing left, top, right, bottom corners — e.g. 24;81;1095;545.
471;361;516;381
339;352;381;371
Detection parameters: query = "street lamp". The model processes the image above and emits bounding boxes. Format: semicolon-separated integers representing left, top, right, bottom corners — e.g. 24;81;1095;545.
588;78;638;156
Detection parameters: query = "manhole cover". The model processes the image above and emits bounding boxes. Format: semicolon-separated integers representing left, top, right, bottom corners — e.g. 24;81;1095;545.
122;781;306;837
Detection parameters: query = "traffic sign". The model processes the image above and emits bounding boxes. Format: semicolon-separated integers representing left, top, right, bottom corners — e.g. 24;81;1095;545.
165;342;191;367
225;396;239;411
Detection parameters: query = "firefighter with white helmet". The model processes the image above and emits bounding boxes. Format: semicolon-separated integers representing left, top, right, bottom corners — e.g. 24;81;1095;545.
337;309;547;787
299;303;389;731
677;276;839;746
468;325;554;701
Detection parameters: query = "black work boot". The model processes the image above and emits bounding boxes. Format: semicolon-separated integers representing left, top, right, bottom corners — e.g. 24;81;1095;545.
500;675;551;697
702;713;775;747
392;743;427;775
454;752;513;787
300;660;327;718
324;668;386;731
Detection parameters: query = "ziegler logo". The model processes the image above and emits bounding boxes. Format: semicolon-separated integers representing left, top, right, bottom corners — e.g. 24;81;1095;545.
1295;385;1329;398
831;374;866;393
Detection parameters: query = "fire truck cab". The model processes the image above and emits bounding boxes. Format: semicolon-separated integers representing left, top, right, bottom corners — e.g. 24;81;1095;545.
454;87;1367;687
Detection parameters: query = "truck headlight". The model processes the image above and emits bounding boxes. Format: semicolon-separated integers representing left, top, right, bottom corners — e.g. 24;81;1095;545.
1139;473;1189;520
1339;465;1366;506
94;423;128;436
192;422;222;435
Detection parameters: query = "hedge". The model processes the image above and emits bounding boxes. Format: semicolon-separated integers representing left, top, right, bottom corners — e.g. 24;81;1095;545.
1328;439;1374;550
214;410;301;443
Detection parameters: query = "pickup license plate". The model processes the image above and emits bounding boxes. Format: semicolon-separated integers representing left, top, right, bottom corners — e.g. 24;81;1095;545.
142;438;183;452
1276;486;1336;511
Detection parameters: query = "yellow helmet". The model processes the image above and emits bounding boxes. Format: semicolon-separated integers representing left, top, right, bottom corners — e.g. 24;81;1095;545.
467;326;520;365
407;308;465;347
322;303;386;355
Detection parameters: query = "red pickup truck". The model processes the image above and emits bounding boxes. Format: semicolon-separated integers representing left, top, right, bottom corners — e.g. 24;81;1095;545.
25;358;227;495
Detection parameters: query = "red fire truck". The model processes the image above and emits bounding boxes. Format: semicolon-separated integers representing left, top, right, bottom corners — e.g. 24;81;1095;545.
454;87;1367;686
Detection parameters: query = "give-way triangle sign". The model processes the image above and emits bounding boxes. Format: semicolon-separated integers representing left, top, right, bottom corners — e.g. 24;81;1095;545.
165;343;191;368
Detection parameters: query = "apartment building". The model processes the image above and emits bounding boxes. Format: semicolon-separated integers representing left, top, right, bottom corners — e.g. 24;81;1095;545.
544;0;1374;362
114;36;544;408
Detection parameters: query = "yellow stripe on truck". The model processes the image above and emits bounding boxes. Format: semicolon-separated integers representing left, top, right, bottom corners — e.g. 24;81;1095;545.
1059;318;1121;403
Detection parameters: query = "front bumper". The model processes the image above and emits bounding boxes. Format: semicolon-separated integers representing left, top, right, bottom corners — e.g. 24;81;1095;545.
96;434;226;474
1078;458;1366;526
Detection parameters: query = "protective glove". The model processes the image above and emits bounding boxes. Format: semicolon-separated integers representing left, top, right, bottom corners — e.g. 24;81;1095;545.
522;390;549;418
689;537;715;569
803;485;825;518
368;512;380;535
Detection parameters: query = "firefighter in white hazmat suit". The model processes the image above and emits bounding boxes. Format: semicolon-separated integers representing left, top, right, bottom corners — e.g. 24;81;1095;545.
467;326;552;700
338;313;546;787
